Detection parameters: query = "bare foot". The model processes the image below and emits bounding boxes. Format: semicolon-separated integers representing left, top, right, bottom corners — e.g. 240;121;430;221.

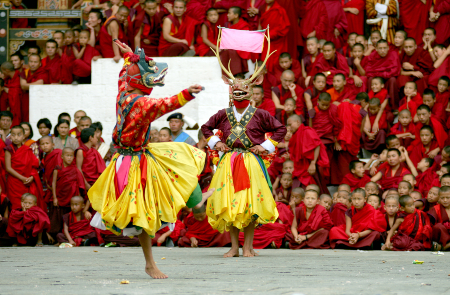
243;247;255;257
223;247;239;258
194;188;215;209
145;264;168;279
251;248;259;256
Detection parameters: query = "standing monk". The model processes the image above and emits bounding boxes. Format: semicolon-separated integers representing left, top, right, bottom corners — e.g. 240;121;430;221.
41;39;62;84
300;0;329;45
431;0;450;46
343;0;365;36
98;6;130;62
0;62;22;126
259;0;290;72
159;0;198;57
134;0;162;56
366;0;398;44
322;0;348;50
399;0;431;46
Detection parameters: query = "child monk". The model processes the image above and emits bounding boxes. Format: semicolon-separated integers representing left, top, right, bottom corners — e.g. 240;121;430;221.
329;188;386;249
274;52;302;86
421;89;446;127
5;125;44;210
367;194;382;210
381;196;399;243
159;127;172;142
365;181;380;197
330;190;351;226
275;98;297;125
286;189;333;249
6;194;50;246
418;186;440;212
69;110;87;139
60;30;79;84
389;109;415;147
271;70;305;115
40;136;62;205
271;160;294;195
398;82;422;118
178;205;231;248
341;160;371;191
436;76;450;106
326;74;355;104
413;157;438;196
371;148;411;190
367;77;394;124
319;194;332;211
362;98;387;153
72;30;102;83
195;8;219;57
274;173;293;205
51;147;85;235
287;114;330;194
73;116;92;145
429;186;450;251
56;196;97;246
300;37;320;88
383;195;432;251
408;126;439;167
289;187;305;210
304;73;327;114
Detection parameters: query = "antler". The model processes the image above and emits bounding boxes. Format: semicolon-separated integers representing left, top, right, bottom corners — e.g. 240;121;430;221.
210;28;235;81
247;26;277;83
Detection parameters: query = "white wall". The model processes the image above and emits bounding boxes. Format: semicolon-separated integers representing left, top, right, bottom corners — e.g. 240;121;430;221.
29;57;230;143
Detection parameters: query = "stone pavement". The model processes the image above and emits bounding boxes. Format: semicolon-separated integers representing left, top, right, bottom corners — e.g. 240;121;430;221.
0;247;449;295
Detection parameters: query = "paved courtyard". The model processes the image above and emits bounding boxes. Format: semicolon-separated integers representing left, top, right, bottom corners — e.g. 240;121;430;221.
0;247;449;294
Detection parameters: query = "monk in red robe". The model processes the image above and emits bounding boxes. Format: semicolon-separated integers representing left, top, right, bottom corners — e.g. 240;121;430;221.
272;70;305;116
414;159;438;197
73;31;102;80
0;62;23;125
220;7;251;76
134;0;163;56
19;54;48;122
159;0;198;56
371;149;411;190
246;0;265;30
11;0;28;28
5;126;44;210
300;0;329;43
330;190;351;226
300;38;321;88
286;190;333;249
178;206;231;247
252;85;276;116
56;196;97;246
365;40;401;110
329;189;387;249
411;105;447;151
259;0;291;72
432;0;450;45
40;137;63;204
323;0;348;49
76;129;106;188
397;38;434;94
274;52;302;86
98;6;130;61
384;195;432;251
408;126;440;167
288;115;330;194
343;0;364;36
326;75;357;103
41;39;62;84
309;42;350;87
6;194;50;246
0;195;11;246
399;0;431;46
195;8;219;57
428;187;450;251
342;161;371;191
422;89;446;128
213;0;246;26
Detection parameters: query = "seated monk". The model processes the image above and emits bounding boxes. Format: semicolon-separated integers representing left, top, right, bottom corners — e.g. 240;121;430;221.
134;0;162;57
330;190;351;226
410;104;447;152
41;39;62;84
288;114;330;194
397;38;434;95
178;205;231;247
428;186;450;251
326;73;357;103
0;195;11;246
259;0;291;72
271;70;305;116
399;81;422;118
195;8;219;57
275;98;297;125
347;43;367;91
329;188;387;249
408;126;440;168
304;73;327;113
274;52;302;86
365;40;401;111
6;194;50;246
308;41;350;88
389;30;406;55
342;33;357;58
342;160;371;192
286;189;333;249
56;196;97;246
389;109;416;147
368;77;394;123
98;6;130;62
421;89;446;127
362;98;388;154
251;85;276;116
371;148;411;190
159;0;197;57
383;195;432;251
220;7;250;76
300;37;321;88
427;45;450;91
0;62;23;125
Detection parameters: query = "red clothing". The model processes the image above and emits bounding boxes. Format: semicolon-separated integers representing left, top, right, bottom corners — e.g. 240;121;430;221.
300;0;329;41
342;173;370;191
327;86;356;102
408;140;439;167
323;0;348;49
272;84;305;116
77;143;106;185
415;168;438;197
428;56;450;87
256;99;276;116
56;164;86;207
158;14;198;56
5;144;44;210
64;212;96;246
41;55;62;84
133;9;162;56
273;60;302;86
178;213;230;247
246;0;265;30
260;2;291;71
365;50;401;79
391;210;432;250
304;86;326;108
389;122;416;147
20;67;49;122
72;45;101;78
3;70;23;125
60;44;80;84
309;52;350;86
411;117;447;150
6;207;50;245
397;48;434;93
343;0;364;36
337;102;363;156
433;0;450;45
195;20;218;56
399;0;432;46
312;104;342;143
11;5;28;28
98;16;127;58
378;164;411;190
428;204;450;248
41;149;63;203
330;202;348;226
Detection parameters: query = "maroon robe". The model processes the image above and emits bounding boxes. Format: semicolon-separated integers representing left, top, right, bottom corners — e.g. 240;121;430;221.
342;173;371;191
408;140;439;168
6;207;50;245
3;70;23;125
19;67;49;122
256;99;276;116
362;111;388;152
286;204;334;249
133;10;162;57
41;55;62;84
11;5;28;28
365;50;401;79
55;164;86;207
56;212;96;246
245;0;265;30
309;52;350;86
98;16;128;58
433;0;450;45
195;20;218;57
415;168;439;197
377;163;411;190
272;84;305;116
76;144;106;186
300;0;329;41
178;213;231;247
60;44;80;84
322;0;348;49
220;19;251;75
158;14;198;56
273;59;302;86
389;122;416;147
428;57;450;88
72;45;101;78
41;149;63;203
330;202;348;226
428;204;450;248
343;0;364;36
399;0;432;46
411;117;447;150
391;210;432;251
397;48;434;93
0;196;11;246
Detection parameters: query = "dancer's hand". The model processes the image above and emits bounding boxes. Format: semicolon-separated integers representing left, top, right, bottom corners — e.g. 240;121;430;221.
188;84;203;94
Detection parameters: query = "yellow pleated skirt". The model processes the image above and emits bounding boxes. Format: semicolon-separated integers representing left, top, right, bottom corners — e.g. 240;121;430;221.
88;142;205;237
206;151;278;233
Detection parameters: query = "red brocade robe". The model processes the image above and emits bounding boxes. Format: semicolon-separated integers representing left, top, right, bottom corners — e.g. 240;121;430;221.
77;143;106;185
41;55;62;84
3;70;23;126
428;204;450;247
72;45;101;78
5;145;44;210
289;125;330;187
56;164;86;207
343;0;365;36
98;16;128;58
41;149;63;203
63;212;96;246
260;2;291;72
287;204;334;249
158;14;198;56
329;203;386;248
365;50;401;79
309;53;350;86
178;213;230;247
322;0;348;49
342;173;370;191
391;209;432;251
6;207;50;245
300;0;329;41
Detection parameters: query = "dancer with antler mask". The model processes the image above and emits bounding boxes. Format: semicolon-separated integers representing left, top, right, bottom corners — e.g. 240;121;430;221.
201;28;287;257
